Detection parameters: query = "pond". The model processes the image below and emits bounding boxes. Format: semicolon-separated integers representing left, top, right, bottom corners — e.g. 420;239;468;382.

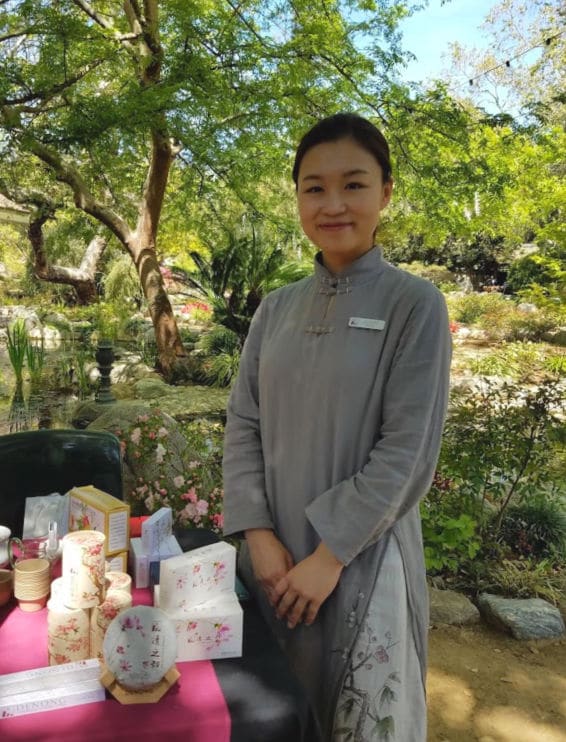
0;343;96;436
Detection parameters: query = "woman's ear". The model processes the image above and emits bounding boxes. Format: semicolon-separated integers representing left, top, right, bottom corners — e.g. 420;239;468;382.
381;179;393;208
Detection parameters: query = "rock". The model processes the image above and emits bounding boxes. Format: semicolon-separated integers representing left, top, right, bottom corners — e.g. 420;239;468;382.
428;587;481;626
517;302;538;313
542;328;566;346
29;325;63;347
478;593;566;640
87;403;199;506
110;382;136;400
11;306;41;332
133;377;168;400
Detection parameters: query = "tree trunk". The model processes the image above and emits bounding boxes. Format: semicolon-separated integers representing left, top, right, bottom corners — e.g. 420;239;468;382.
28;211;106;305
129;235;188;381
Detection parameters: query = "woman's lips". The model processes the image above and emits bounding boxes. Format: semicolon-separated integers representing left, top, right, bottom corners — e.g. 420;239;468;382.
318;222;353;231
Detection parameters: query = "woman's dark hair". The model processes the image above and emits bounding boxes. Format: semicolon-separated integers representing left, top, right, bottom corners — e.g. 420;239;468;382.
292;113;392;187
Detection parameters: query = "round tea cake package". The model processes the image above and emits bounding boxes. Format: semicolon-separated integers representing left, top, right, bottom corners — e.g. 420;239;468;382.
102;605;177;690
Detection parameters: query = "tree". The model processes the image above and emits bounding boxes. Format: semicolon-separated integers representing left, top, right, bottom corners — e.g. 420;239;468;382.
445;0;565;126
0;0;419;379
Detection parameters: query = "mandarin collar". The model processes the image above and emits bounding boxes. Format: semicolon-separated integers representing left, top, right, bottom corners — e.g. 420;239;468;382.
314;246;385;291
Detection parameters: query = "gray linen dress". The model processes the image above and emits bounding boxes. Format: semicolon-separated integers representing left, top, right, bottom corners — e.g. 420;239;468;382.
222;247;451;740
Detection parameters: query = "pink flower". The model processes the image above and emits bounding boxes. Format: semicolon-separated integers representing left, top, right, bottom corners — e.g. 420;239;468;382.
149;431;156;440
130;427;141;445
182;502;197;519
212;513;224;528
186;487;197;503
173;475;185;489
196;499;209;515
158;427;168;438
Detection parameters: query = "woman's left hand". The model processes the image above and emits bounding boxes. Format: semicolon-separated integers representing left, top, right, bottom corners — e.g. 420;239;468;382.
273;542;344;629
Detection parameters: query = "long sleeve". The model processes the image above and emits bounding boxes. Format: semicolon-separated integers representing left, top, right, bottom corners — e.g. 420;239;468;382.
222;301;274;536
305;287;452;566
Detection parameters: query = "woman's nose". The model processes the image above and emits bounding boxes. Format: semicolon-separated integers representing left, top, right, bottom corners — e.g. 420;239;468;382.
321;190;346;213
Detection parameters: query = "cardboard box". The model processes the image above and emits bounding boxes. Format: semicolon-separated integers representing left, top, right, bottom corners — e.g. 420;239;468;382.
129;535;182;589
154;587;243;662
68;485;130;556
141;507;173;555
159;541;236;612
129;537;149;588
0;658;102;698
0;680;105;718
105;550;128;572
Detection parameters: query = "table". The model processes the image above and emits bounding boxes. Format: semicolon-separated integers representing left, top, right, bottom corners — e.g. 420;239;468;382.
0;588;320;742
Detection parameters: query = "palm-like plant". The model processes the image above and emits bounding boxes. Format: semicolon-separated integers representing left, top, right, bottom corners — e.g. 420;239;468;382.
173;224;309;345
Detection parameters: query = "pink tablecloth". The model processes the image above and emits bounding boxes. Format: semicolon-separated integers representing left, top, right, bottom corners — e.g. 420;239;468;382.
0;588;231;741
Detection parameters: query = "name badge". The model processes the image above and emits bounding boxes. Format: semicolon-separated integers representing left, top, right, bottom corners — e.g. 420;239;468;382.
348;317;386;331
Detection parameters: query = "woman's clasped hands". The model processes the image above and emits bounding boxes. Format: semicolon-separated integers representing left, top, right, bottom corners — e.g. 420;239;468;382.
245;529;344;630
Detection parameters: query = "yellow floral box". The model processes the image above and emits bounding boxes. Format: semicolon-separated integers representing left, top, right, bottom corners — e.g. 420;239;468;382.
68;485;130;557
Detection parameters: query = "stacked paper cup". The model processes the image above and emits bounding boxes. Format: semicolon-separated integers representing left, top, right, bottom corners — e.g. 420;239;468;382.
14;558;51;612
47;530;132;665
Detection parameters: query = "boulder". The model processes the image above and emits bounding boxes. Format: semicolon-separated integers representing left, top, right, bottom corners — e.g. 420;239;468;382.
428;587;480;627
133;377;168;400
478;593;565;640
87;403;199;505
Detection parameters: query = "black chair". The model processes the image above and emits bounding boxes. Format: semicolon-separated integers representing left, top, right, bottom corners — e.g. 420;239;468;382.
0;429;123;537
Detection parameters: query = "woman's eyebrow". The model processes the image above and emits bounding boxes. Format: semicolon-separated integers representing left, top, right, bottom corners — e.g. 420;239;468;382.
301;168;370;181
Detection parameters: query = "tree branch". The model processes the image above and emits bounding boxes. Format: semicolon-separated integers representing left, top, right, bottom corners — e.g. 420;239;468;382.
3;59;104;105
71;0;139;43
23;138;132;246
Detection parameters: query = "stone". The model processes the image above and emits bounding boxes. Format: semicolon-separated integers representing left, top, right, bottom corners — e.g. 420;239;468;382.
133;377;168;400
478;593;565;640
428;587;480;627
87;403;200;504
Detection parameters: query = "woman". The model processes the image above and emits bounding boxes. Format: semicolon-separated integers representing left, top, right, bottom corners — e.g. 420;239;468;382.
223;113;451;740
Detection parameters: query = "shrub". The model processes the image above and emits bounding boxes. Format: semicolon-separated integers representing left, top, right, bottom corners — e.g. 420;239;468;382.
506;251;565;295
421;476;481;574
446;291;510;326
498;497;566;560
437;376;565;533
194;325;241;387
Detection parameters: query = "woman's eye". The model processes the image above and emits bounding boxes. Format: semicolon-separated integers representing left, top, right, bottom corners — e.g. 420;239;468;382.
304;185;323;193
346;182;365;190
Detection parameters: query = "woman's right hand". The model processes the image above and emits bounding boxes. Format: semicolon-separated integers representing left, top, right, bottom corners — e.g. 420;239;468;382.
245;528;294;606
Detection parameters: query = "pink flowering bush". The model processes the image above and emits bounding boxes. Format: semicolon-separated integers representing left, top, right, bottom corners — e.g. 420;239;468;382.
116;411;224;535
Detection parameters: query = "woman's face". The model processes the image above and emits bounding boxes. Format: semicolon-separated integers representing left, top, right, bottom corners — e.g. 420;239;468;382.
296;137;392;273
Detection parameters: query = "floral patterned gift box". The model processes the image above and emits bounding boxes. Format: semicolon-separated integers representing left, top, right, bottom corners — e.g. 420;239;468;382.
159;541;236;612
154;587;243;662
141;507;173;555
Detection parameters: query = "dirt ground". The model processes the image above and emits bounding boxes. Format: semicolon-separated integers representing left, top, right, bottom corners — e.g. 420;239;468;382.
427;623;566;742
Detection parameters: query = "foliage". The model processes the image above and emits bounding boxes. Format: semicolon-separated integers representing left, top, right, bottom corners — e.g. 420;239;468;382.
6;319;28;384
116;411;224;534
506;248;566;296
421;474;481;574
397;261;459;291
446;291;564;342
498;497;566;560
461;557;566;605
439;376;565;534
103;255;144;307
446;291;510;325
176;224;310;344
468;341;552;382
195;326;242;388
25;336;46;389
